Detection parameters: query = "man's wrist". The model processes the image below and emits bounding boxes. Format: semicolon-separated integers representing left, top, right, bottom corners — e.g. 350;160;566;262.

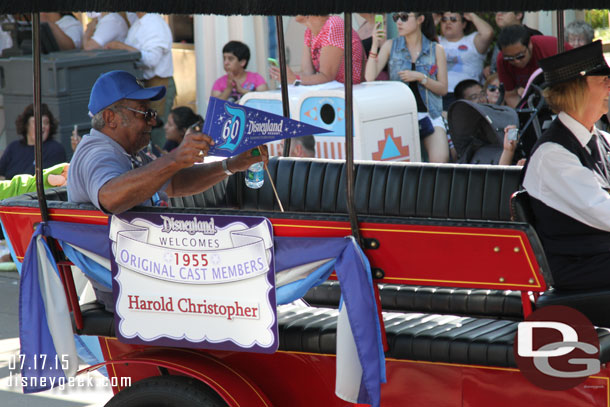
222;159;234;176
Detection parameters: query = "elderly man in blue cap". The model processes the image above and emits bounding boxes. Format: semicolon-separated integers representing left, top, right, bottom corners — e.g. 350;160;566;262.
69;70;267;214
522;40;610;291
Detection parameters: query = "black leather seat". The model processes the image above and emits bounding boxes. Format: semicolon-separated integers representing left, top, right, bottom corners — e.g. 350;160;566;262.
74;302;610;367
304;281;525;319
230;158;522;220
72;301;116;337
2;159;523;222
536;288;610;327
277;304;610;366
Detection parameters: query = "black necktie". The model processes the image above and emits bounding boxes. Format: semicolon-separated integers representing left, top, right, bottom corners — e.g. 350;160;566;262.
587;134;604;169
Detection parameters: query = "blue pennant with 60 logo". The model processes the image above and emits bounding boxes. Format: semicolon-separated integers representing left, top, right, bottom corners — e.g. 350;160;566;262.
218;104;246;153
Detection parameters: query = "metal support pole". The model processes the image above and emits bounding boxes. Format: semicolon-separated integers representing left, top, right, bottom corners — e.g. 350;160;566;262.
557;11;565;53
343;13;361;244
275;16;292;157
32;13;49;222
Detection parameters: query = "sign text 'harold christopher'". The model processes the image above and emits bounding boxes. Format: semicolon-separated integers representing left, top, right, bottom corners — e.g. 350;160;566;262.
247;119;283;136
161;215;216;235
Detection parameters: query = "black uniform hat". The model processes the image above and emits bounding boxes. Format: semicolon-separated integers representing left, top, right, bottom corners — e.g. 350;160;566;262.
539;40;610;87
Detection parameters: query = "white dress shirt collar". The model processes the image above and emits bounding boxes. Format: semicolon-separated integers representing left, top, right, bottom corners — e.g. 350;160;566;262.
558;111;597;147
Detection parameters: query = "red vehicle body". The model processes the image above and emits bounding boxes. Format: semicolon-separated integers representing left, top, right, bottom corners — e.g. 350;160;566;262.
2;159;610;406
3;2;609;406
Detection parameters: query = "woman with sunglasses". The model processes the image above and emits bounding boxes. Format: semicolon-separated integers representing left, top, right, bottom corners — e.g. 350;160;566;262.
365;12;449;163
484;73;502;105
438;12;494;111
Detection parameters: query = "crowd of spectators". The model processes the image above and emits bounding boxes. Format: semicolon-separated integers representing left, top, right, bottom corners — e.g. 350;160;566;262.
0;12;599;175
268;12;594;165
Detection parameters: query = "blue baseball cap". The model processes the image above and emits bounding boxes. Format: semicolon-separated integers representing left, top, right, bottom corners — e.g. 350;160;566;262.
88;70;166;116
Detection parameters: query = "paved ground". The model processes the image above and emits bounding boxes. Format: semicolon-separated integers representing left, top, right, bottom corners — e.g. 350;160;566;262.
0;272;113;407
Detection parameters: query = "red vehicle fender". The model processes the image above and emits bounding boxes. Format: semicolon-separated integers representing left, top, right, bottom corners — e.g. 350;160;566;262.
82;345;272;407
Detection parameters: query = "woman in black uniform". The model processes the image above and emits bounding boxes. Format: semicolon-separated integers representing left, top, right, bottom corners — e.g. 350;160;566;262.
522;40;610;290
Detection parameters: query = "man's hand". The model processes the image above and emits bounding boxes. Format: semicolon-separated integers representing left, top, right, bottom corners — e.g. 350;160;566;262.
168;130;214;169
105;41;125;50
105;41;137;52
226;145;270;173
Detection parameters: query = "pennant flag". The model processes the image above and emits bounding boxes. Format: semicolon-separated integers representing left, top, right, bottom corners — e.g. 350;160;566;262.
204;97;330;157
274;236;386;406
20;221;385;406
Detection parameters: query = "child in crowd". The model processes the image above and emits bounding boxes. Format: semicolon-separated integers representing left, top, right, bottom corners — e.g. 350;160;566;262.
212;41;268;103
454;79;486;103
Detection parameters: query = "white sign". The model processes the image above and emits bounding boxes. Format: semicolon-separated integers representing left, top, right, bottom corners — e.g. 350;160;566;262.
109;213;277;353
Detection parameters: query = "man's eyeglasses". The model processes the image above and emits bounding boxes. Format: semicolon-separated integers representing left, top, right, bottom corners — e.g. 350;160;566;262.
465;92;486;101
503;52;527;62
119;106;158;122
392;13;412;23
487;85;500;92
441;16;460;23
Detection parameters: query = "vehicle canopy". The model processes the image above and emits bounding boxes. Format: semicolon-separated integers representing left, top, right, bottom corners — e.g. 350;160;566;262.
1;1;607;13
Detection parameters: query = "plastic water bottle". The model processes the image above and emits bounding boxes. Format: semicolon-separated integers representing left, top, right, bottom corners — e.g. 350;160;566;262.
245;149;264;189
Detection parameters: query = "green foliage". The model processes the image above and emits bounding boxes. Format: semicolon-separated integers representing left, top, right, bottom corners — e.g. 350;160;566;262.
585;9;609;29
594;27;610;43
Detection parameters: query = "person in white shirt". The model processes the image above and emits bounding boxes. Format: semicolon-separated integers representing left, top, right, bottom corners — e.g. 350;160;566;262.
40;12;83;50
0;15;14;55
83;12;129;50
522;41;610;291
105;12;175;149
438;12;493;110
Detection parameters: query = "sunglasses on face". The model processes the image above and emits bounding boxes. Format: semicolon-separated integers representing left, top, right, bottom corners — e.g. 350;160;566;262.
392;13;413;23
503;52;527;62
121;106;158;122
487;85;499;92
441;16;460;23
